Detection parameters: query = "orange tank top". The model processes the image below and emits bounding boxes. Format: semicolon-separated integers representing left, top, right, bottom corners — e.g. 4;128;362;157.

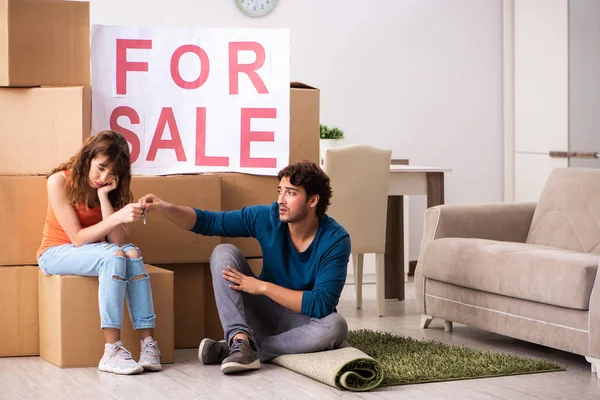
36;171;103;259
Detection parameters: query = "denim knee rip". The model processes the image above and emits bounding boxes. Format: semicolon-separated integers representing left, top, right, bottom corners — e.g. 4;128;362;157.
129;273;149;281
121;243;142;257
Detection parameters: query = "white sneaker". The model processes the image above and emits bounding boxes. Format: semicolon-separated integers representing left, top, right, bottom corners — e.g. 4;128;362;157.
139;336;162;371
98;341;143;375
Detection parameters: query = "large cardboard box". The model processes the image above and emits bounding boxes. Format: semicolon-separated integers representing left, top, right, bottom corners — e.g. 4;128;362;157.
130;175;222;264
0;176;47;266
290;82;320;165
0;0;90;87
0;266;39;356
0;86;91;174
159;263;206;348
39;265;174;368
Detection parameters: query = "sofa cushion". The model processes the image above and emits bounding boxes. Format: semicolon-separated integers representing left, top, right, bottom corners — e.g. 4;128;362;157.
421;238;599;310
527;168;600;254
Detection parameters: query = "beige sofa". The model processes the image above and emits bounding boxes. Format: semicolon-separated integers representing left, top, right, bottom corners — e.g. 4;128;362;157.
415;168;600;376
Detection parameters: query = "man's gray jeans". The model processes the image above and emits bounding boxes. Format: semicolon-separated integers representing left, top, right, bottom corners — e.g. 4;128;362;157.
209;243;348;361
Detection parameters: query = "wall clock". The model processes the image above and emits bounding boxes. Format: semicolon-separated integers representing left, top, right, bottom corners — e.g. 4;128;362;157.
235;0;278;18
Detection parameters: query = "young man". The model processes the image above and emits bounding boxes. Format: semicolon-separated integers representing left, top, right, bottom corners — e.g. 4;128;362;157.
139;162;350;374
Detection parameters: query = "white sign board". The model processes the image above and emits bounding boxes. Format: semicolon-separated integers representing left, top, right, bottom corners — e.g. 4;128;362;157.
91;25;290;176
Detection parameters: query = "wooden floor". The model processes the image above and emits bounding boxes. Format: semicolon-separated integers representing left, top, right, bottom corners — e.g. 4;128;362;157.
1;278;599;400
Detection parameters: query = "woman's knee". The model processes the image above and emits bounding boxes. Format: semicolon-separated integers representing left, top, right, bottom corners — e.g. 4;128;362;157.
101;246;127;279
120;244;142;259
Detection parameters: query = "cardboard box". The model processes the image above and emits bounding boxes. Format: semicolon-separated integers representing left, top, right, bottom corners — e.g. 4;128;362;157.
129;175;222;264
39;265;174;368
0;86;91;174
218;173;277;257
159;263;207;348
0;0;90;87
0;266;39;356
247;258;263;276
290;82;320;165
0;176;47;266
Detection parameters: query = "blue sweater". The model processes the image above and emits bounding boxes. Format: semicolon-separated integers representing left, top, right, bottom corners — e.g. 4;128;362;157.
191;202;351;318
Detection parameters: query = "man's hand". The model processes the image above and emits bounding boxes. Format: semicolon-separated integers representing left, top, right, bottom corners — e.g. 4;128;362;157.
222;266;267;295
139;193;167;214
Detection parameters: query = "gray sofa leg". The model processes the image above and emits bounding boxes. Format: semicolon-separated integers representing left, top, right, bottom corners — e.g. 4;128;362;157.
420;314;433;329
585;357;600;378
444;320;453;332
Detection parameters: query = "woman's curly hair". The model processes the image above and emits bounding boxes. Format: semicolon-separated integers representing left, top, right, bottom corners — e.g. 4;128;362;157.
47;130;133;209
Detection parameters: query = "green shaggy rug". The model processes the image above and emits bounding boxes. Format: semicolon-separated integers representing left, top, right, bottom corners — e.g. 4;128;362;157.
272;329;564;392
347;329;564;387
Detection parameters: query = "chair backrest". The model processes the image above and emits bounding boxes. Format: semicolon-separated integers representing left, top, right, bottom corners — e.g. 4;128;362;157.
526;167;600;253
323;144;392;254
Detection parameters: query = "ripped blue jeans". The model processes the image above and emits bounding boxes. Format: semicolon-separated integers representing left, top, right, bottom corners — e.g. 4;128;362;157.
38;242;155;330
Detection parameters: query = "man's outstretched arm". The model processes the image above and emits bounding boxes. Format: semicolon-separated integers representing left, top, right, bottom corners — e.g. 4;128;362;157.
139;193;262;238
139;193;196;230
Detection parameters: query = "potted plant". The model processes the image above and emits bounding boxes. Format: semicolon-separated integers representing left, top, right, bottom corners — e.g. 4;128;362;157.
319;124;344;163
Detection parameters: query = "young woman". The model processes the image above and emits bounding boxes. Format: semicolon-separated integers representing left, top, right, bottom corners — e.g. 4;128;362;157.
37;130;161;375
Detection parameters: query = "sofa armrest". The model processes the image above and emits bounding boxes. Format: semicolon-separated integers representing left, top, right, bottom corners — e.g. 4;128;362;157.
589;268;600;358
414;202;537;314
427;202;537;243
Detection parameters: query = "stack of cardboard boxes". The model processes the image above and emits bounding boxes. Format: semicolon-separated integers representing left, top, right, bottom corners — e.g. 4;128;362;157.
0;0;92;363
0;0;177;367
0;0;320;367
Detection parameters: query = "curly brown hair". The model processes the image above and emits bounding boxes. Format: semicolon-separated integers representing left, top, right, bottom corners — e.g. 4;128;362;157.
48;130;133;209
277;162;332;217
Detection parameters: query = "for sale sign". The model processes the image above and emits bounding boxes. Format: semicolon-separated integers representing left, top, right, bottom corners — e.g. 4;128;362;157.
91;25;290;176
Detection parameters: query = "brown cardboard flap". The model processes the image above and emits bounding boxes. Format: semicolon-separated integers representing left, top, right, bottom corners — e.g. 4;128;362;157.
290;81;319;90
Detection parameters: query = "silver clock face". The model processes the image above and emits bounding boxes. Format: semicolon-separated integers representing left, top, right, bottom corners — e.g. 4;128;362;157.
235;0;278;18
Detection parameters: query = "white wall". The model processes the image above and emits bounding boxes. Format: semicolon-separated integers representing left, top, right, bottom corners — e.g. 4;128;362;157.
90;0;504;262
512;0;569;203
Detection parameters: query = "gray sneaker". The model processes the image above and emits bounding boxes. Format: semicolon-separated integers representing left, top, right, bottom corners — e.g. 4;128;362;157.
138;336;162;371
98;341;143;375
198;338;229;365
220;338;260;374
